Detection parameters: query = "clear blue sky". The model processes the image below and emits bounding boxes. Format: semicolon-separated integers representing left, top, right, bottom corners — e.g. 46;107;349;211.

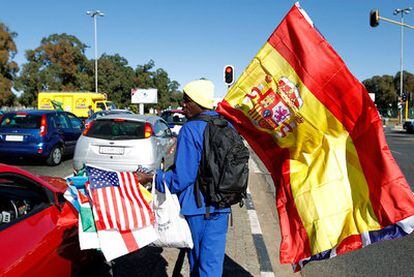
1;0;414;98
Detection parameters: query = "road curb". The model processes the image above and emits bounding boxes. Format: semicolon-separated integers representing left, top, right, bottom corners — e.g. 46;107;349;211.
245;188;275;276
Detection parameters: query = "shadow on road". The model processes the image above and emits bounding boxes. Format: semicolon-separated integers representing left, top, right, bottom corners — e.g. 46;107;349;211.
111;247;168;277
223;254;254;277
0;154;73;166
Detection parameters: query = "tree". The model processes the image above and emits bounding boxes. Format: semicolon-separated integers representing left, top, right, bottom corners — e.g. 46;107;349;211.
95;53;134;108
16;33;92;106
0;22;19;106
394;71;414;104
363;75;397;111
132;60;182;111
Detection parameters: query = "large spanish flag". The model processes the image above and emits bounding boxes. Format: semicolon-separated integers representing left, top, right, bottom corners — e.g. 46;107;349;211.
217;3;414;271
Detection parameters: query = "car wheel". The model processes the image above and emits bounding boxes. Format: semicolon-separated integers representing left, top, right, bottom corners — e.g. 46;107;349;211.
46;146;63;166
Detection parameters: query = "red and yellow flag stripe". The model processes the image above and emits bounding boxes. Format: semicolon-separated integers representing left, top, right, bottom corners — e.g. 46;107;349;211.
217;3;414;268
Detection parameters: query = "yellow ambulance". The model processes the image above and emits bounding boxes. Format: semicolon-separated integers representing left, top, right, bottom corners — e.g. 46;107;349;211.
37;92;116;118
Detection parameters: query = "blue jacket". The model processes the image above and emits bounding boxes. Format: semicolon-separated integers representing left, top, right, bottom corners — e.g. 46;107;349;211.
155;110;230;216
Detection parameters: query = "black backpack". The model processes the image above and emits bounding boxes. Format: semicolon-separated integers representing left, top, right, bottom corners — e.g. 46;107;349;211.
191;114;250;215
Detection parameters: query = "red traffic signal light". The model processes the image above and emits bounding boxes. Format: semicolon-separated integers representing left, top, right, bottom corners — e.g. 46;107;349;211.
224;65;234;85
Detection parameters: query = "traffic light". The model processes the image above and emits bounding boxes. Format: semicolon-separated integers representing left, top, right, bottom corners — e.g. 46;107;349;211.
370;10;379;27
224;65;234;86
402;93;408;102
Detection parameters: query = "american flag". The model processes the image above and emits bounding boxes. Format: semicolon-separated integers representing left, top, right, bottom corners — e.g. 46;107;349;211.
86;165;154;231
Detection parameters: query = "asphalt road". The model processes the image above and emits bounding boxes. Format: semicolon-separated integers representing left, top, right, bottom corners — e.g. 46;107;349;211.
4;127;414;277
0;155;74;178
386;128;414;191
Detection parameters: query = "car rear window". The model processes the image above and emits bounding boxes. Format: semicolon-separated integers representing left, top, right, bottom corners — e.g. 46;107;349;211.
86;119;146;140
0;113;41;129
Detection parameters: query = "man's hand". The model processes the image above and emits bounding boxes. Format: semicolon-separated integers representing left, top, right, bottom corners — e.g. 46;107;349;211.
136;172;154;185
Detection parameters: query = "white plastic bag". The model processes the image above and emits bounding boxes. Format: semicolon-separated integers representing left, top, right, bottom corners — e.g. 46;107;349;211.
151;179;193;249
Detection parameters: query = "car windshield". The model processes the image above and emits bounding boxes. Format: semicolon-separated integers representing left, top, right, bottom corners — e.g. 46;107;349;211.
86;119;146;140
162;112;187;125
0;113;41;129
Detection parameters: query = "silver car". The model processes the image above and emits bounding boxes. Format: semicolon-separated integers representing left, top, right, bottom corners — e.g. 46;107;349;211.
73;114;176;172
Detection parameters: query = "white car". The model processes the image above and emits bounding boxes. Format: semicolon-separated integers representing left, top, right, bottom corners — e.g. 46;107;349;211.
73;114;176;172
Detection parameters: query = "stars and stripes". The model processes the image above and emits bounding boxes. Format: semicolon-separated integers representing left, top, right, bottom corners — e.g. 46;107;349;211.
86;165;154;231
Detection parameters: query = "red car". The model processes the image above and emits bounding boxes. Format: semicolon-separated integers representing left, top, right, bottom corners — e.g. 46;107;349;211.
0;164;102;276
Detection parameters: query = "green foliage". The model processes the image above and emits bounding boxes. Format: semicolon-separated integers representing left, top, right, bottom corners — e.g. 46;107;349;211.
363;75;397;109
95;53;135;108
132;60;182;111
16;33;92;106
363;71;414;117
15;34;182;110
0;22;19;106
394;71;414;102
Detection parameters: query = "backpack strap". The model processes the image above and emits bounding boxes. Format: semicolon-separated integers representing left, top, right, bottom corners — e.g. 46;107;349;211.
188;113;213;123
191;114;212;211
188;113;228;127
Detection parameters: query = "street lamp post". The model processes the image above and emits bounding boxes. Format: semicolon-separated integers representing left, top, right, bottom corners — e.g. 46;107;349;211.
86;10;104;93
394;7;412;123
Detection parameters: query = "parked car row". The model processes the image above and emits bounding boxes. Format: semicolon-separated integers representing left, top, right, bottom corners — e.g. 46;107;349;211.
0;109;178;172
0;108;183;275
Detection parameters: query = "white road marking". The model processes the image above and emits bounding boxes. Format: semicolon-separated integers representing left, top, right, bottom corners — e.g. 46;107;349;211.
250;158;263;173
248;209;263;234
261;272;275;277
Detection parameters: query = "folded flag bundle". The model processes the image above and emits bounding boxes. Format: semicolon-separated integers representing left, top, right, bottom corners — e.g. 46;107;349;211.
65;165;157;261
217;2;414;271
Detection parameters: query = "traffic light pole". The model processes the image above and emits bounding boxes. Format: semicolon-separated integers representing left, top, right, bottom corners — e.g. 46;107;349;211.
406;100;409;120
399;13;405;124
377;16;414;29
370;9;413;123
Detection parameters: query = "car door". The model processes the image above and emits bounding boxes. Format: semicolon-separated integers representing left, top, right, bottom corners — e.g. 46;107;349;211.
66;112;83;141
54;112;71;153
58;112;79;154
153;120;176;168
0;172;77;276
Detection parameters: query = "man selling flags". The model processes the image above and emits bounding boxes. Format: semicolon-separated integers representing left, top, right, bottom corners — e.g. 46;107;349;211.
216;2;414;271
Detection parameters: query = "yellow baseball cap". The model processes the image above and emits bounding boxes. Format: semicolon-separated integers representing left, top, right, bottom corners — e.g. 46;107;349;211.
183;79;214;109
